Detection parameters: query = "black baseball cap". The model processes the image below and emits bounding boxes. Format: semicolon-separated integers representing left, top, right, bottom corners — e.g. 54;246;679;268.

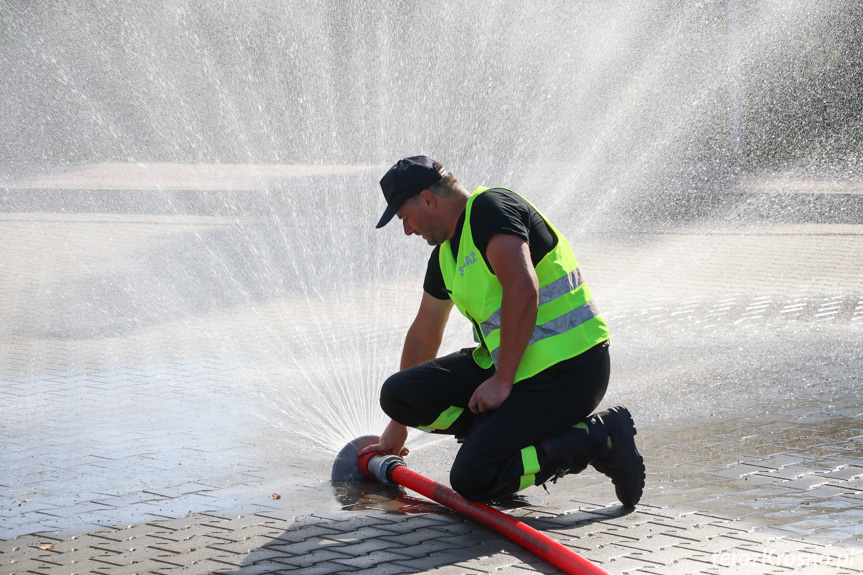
376;155;447;228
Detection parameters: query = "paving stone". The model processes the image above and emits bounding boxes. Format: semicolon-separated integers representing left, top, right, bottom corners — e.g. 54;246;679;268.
203;552;250;569
272;522;344;542
394;552;493;574
757;454;808;469
2;556;55;574
820;466;863;481
149;545;239;569
565;527;641;551
505;563;561;574
437;528;507;551
377;526;455;546
331;536;407;558
635;556;726;574
347;562;417;575
319;524;406;544
202;538;264;556
458;553;531;573
271;546;357;569
673;535;754;555
643;543;715;567
603;553;667;573
619;531;704;554
328;548;419;570
264;560;348;575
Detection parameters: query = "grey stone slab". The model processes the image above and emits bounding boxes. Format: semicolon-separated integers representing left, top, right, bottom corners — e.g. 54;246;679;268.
619;531;706;554
330;548;420;570
635;557;725;575
327;536;405;558
644;543;715;567
2;556;55;574
456;552;531;572
378;527;460;548
318;525;407;544
205;560;299;574
418;518;483;537
262;560;348;575
391;551;492;574
757;454;809;469
603;553;667;573
347;562;418;575
273;547;354;569
153;545;240;569
821;466;863;481
769;464;836;481
673;535;755;555
198;538;263;556
264;533;346;557
403;540;476;561
272;523;344;543
564;530;641;554
706;464;772;480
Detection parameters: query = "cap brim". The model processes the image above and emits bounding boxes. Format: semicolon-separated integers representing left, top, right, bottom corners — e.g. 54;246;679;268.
375;201;401;229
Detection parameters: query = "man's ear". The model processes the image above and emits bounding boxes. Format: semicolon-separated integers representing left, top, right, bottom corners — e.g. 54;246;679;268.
419;189;436;209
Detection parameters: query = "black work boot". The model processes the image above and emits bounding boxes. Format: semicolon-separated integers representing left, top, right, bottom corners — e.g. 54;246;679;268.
588;406;645;507
537;419;609;486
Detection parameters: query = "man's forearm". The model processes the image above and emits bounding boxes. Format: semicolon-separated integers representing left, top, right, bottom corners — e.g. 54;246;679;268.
400;325;442;370
484;235;540;385
494;282;538;383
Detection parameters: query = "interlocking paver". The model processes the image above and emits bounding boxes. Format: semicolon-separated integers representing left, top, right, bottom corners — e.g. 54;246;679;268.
635;557;724;575
319;525;406;544
395;553;493;574
347;562;418;575
270;561;347;575
331;548;420;569
273;547;354;569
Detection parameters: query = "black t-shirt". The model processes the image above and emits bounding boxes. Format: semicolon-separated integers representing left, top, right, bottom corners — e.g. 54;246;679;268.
423;188;558;300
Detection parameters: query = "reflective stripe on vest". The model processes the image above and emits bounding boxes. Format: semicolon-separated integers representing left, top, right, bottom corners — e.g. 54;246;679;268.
488;299;601;366
478;268;601;364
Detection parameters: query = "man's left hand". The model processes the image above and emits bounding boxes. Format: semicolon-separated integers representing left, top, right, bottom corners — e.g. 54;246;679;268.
468;374;513;414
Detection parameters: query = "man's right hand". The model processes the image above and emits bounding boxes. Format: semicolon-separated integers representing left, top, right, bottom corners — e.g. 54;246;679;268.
357;419;410;457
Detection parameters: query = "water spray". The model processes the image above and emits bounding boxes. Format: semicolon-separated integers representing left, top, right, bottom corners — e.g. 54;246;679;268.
333;436;611;575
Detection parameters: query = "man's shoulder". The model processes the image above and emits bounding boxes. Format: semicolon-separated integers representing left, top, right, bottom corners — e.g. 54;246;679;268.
475;187;516;201
472;187;533;218
472;187;524;212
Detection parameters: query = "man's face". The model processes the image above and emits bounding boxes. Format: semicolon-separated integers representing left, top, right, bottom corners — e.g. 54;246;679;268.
396;193;447;246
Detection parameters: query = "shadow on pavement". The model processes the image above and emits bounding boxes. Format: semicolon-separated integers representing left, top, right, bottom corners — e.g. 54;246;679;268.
215;481;625;574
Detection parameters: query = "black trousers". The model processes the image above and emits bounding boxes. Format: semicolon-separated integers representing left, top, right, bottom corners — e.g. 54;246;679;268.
380;341;610;501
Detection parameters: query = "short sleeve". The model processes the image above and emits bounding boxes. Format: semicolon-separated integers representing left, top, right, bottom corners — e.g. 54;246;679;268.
422;245;450;300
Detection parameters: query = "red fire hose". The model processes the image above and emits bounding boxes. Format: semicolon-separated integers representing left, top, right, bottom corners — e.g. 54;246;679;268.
359;452;611;575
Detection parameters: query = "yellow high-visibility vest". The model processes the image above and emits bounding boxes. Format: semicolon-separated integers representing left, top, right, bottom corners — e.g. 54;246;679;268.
439;187;609;382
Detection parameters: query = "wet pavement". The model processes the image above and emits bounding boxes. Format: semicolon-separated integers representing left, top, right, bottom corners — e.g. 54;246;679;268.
1;163;862;574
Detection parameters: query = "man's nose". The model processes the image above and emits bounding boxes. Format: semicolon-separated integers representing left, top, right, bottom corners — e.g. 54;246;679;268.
403;220;414;235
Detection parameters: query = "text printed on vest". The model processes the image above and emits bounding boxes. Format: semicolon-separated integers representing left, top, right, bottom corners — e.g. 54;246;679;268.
459;251;478;276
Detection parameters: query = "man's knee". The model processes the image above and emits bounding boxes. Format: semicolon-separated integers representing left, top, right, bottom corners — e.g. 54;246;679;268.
380;371;418;420
450;456;496;501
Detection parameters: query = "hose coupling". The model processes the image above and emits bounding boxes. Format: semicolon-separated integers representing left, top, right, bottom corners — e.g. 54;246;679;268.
366;454;405;483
